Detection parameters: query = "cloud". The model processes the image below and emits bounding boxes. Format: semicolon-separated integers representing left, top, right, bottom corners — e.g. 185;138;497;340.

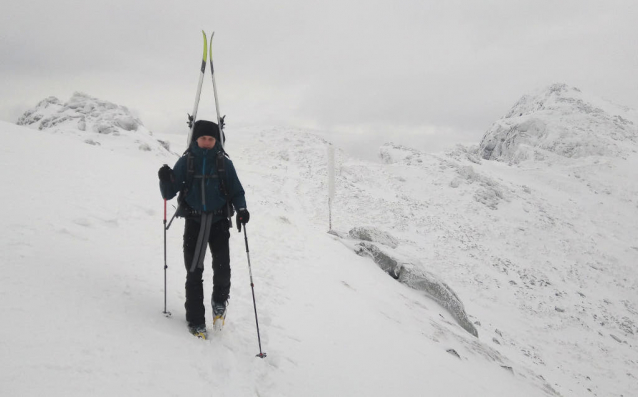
1;0;637;160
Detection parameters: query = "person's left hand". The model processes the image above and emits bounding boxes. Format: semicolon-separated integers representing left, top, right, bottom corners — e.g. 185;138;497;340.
236;208;250;232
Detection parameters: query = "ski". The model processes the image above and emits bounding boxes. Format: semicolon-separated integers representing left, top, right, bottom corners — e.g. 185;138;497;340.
166;31;208;230
208;32;233;228
209;32;225;150
186;30;208;148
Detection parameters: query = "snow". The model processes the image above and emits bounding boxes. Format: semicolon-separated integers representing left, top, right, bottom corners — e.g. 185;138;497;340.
1;86;637;396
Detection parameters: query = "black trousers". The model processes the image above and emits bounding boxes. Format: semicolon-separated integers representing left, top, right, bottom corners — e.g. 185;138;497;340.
183;218;231;327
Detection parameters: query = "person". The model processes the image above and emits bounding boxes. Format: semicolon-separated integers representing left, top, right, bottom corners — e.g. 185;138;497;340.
158;120;249;338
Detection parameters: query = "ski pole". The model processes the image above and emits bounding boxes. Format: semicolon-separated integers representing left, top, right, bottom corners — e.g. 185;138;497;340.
163;199;171;317
242;225;266;358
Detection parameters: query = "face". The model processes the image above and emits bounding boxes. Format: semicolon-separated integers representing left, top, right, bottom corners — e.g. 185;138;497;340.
196;135;216;149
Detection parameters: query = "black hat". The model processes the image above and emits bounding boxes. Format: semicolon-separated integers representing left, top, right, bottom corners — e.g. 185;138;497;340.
192;120;223;143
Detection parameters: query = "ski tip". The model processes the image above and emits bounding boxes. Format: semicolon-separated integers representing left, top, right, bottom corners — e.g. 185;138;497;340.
201;31;208;61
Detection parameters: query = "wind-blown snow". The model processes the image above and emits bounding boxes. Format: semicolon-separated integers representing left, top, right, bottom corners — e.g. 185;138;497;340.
2;85;637;397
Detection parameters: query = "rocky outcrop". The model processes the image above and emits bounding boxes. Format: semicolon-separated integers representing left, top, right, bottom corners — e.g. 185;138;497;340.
353;239;478;338
479;84;638;163
17;92;170;153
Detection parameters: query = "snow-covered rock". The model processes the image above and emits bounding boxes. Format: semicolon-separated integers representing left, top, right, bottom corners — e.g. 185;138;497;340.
398;261;478;338
17;92;172;154
348;226;399;248
379;142;423;165
351;240;479;337
479;83;638;163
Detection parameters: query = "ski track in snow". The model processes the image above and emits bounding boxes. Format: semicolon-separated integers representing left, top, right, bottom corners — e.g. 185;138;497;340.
1;117;637;397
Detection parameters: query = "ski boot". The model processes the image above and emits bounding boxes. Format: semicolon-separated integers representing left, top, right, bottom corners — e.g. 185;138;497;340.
212;300;228;332
188;323;208;340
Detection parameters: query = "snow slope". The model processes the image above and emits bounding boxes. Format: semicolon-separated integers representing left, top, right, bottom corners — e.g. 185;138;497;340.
236;122;638;397
2;85;637;397
2;123;548;397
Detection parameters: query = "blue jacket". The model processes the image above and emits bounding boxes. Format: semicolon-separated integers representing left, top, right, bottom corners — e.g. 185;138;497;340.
160;142;246;220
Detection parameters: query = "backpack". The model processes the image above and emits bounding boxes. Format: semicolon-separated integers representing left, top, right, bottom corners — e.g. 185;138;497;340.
175;148;234;220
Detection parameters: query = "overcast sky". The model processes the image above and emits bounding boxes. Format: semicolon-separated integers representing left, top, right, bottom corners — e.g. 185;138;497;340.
2;1;637;159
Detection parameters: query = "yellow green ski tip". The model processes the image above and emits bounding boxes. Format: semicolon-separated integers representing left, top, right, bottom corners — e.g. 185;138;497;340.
202;30;208;62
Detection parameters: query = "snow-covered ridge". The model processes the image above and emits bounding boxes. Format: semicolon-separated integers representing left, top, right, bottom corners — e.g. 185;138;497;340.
243;121;637;396
479;83;638;163
3;85;637;396
16;92;171;154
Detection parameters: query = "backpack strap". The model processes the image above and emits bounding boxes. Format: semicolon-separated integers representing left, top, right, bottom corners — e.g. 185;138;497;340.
175;149;196;218
216;150;234;227
185;150;195;190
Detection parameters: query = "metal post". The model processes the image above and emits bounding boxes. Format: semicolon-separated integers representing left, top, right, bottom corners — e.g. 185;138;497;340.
329;198;332;231
328;144;335;232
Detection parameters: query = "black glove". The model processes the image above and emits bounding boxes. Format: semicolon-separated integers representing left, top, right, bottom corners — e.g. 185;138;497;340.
158;164;173;182
236;208;250;232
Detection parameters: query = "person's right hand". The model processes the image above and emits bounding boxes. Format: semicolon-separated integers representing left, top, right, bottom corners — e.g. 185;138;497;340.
158;165;173;182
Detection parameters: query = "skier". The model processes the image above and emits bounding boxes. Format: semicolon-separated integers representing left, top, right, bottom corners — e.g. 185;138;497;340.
158;120;249;338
